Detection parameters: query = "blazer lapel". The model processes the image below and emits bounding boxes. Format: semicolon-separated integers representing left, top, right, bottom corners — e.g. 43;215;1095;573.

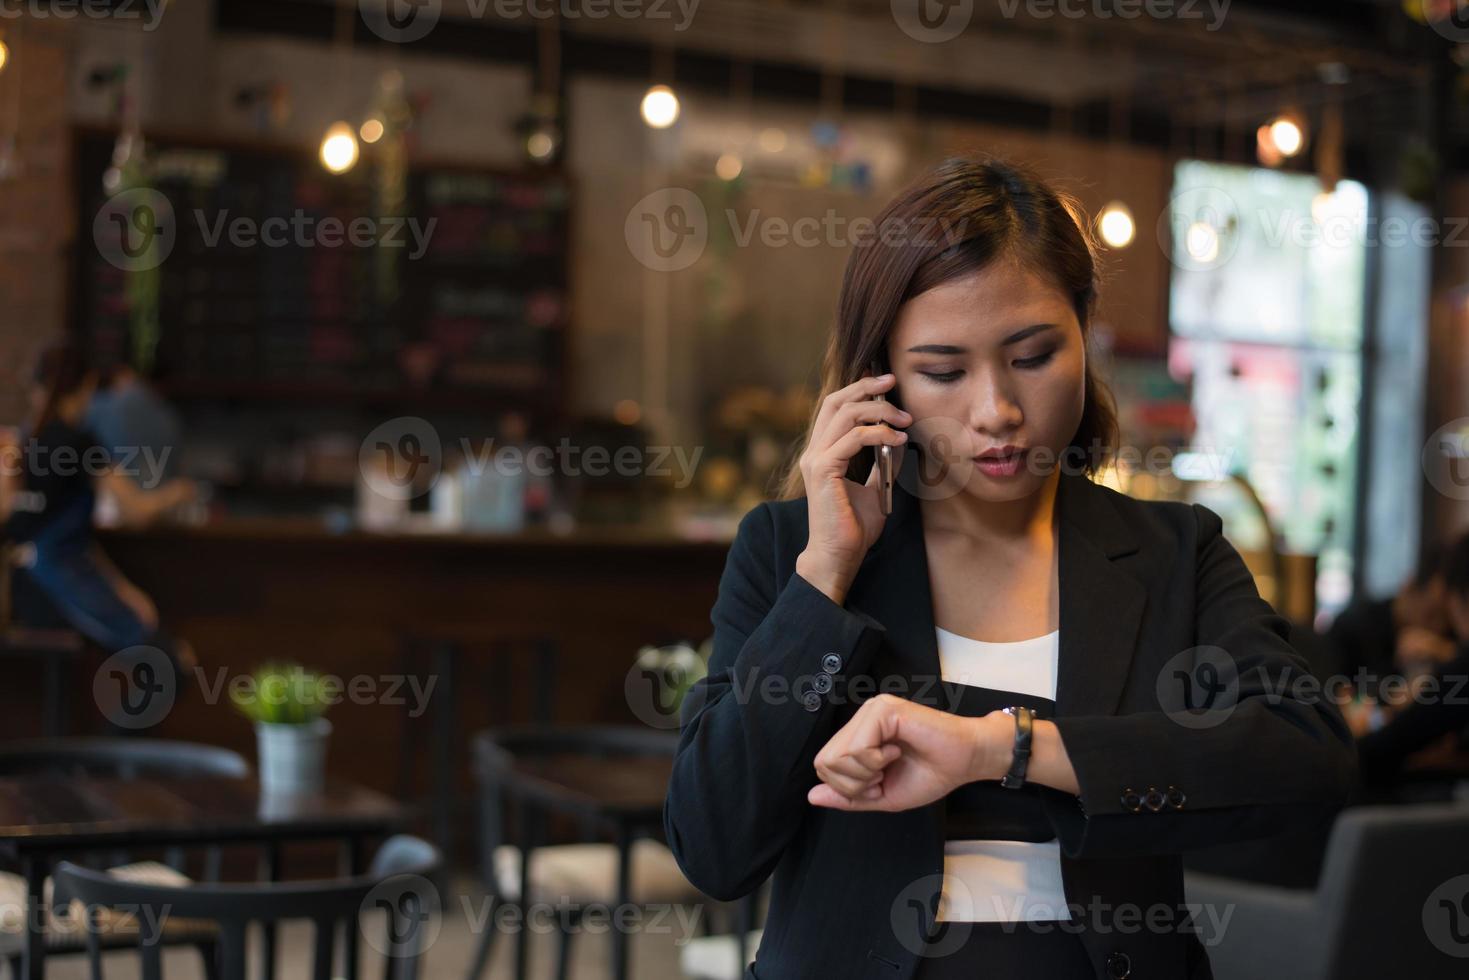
1054;469;1147;718
844;462;1146;719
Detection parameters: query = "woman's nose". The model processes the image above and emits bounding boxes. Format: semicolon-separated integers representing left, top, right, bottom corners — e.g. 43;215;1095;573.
968;376;1024;434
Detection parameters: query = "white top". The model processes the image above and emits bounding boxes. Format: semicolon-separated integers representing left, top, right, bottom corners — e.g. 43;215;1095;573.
934;626;1071;923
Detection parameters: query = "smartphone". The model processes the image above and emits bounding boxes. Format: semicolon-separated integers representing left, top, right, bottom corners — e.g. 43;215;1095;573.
870;358;896;515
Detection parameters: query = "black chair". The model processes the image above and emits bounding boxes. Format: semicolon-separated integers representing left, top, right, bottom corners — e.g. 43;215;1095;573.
0;738;251;975
466;725;712;980
395;631;559;865
54;834;442;980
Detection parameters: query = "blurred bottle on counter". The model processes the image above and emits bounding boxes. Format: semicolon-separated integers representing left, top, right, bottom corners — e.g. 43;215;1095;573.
429;413;551;533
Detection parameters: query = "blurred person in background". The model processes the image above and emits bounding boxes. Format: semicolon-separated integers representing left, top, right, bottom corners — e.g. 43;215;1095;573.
0;341;199;678
85;359;184;487
1356;530;1469;794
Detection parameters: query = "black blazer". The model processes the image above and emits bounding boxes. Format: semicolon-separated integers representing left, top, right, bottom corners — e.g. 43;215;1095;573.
664;468;1359;980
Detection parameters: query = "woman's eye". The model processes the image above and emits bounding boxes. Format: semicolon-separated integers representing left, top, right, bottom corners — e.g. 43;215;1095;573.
919;371;963;384
1014;350;1056;369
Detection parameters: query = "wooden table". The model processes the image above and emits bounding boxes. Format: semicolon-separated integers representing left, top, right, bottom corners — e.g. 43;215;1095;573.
493;735;677;980
0;774;413;980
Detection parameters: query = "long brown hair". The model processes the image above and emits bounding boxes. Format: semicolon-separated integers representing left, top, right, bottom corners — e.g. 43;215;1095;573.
777;155;1117;499
29;341;93;434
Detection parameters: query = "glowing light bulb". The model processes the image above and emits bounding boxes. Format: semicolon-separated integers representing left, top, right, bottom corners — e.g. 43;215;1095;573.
1268;117;1304;157
359;118;385;144
319;122;359;174
1185;220;1220;264
715;153;743;181
640;85;680;128
1097;201;1135;249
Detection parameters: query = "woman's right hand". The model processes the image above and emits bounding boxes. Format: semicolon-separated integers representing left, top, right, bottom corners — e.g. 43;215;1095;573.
795;373;911;605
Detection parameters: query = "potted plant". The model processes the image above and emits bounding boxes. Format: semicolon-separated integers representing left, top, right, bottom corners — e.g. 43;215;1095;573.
231;663;333;795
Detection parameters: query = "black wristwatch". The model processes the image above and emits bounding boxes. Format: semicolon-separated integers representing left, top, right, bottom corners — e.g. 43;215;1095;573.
999;705;1034;789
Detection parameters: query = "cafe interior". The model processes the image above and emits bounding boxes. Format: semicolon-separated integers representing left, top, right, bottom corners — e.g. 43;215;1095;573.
1;0;1469;977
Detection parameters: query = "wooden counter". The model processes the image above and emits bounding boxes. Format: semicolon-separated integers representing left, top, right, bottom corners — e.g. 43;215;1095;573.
7;518;735;851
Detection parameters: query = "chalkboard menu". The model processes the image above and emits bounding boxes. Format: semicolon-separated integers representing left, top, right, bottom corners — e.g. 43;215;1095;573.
73;131;570;412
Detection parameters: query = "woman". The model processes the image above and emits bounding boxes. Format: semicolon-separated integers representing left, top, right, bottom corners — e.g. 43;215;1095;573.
663;158;1357;980
1;342;198;674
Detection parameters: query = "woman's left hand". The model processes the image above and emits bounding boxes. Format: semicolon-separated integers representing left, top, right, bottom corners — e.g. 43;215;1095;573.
808;694;1011;811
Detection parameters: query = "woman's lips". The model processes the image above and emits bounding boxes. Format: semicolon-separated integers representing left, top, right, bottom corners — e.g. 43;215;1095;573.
974;448;1027;477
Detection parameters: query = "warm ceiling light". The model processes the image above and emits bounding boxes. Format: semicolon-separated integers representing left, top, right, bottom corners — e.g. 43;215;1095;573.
640;85;680;128
715;153;743;181
319;122;359;174
359;118;385;144
1269;117;1304;157
1097;201;1136;249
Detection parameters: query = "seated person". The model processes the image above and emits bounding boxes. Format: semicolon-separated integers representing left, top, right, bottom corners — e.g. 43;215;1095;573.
1356;531;1469;789
1325;545;1454;705
0;342;198;676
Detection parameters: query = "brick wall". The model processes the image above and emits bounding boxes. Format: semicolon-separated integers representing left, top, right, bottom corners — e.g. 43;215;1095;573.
0;21;72;426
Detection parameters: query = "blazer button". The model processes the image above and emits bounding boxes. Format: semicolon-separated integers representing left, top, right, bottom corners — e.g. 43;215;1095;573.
1144;787;1165;812
1119;788;1142;813
1166;785;1186;809
811;672;834;695
801;691;822;712
1105;951;1131;978
821;653;843;674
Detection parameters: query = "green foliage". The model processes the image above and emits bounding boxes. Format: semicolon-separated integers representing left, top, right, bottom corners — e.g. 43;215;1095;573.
231;663;331;725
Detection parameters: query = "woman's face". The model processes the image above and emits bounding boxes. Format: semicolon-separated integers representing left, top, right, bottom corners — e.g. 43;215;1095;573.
885;257;1087;504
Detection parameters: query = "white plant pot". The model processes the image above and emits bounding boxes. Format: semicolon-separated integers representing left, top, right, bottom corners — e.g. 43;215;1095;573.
255;718;331;795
